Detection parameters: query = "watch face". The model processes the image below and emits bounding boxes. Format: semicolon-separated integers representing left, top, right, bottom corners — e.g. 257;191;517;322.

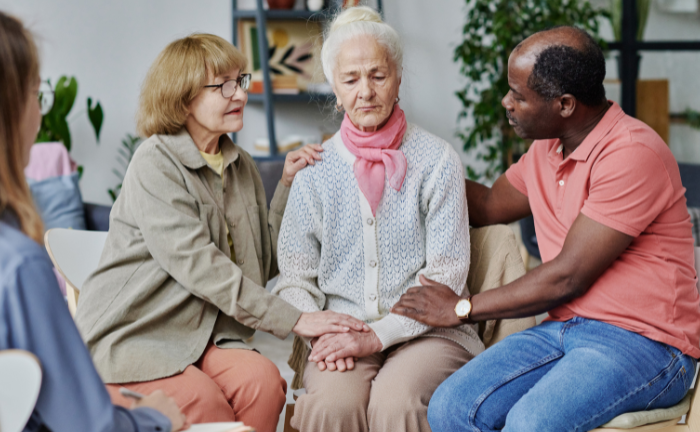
456;300;471;317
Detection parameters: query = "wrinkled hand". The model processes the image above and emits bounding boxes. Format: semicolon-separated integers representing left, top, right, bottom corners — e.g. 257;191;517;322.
309;329;382;364
317;357;356;372
293;310;370;339
133;390;186;431
391;274;464;328
281;144;323;187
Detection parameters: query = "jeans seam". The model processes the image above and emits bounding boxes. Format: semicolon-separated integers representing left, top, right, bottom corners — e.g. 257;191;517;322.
570;355;679;431
468;353;563;432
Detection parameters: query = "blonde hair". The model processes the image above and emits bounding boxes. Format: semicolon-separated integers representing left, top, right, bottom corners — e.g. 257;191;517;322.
0;12;43;243
321;6;403;86
137;33;247;137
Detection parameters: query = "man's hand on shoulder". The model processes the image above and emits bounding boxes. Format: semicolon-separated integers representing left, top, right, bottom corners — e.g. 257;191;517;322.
392;275;464;327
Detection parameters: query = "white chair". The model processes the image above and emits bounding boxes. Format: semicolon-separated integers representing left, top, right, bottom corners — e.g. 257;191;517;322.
0;350;42;432
44;229;108;316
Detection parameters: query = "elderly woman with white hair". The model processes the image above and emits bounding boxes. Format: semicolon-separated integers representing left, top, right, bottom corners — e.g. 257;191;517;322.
272;6;484;432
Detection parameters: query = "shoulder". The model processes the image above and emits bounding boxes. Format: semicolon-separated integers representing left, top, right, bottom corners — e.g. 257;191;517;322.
402;123;462;170
130;134;176;168
293;134;347;186
0;222;51;286
596;117;675;179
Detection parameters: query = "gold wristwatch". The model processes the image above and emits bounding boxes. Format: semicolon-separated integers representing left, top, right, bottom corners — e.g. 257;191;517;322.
454;296;473;321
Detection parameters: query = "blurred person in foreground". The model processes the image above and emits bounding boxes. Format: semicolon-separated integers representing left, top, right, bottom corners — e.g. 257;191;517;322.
0;10;185;432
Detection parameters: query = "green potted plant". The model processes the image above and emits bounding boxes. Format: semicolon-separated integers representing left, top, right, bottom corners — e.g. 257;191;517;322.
454;0;609;180
36;76;103;153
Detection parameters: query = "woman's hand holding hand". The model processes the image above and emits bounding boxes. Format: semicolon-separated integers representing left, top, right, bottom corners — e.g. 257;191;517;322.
308;329;382;364
316;356;356;372
293;310;369;338
281;144;324;187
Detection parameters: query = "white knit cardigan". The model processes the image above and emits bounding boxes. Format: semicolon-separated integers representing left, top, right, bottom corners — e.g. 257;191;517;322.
273;124;484;355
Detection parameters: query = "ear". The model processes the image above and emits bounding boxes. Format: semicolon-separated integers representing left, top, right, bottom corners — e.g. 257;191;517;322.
559;94;576;119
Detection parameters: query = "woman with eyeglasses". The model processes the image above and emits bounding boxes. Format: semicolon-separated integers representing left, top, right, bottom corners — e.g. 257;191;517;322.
73;33;368;432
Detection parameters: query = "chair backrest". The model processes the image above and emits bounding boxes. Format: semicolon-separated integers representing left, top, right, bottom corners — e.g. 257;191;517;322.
468;225;537;347
0;350;42;432
44;229;108;316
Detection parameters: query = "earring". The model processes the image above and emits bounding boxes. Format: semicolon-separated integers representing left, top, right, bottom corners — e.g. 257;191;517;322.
395;97;400;104
335;102;344;113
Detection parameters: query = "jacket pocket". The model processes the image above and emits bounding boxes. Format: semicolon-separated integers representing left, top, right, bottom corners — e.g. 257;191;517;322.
247;205;262;260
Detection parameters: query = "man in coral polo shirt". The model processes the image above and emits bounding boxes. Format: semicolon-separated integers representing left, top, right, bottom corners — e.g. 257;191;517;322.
391;26;700;431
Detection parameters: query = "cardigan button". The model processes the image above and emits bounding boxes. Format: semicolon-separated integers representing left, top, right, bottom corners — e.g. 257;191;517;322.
369;294;377;301
367;218;374;226
369;260;377;268
239;259;245;265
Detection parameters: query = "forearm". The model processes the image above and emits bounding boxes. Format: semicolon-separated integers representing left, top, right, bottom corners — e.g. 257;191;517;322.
469;258;583;321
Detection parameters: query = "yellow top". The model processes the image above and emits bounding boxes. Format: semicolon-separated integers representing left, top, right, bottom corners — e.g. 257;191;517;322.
200;150;224;177
200;150;235;262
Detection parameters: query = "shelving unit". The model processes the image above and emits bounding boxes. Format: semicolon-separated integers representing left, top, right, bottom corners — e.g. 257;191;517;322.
608;0;700;117
232;0;383;159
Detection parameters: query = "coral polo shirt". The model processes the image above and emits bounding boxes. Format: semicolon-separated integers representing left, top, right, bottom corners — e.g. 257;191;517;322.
506;101;700;358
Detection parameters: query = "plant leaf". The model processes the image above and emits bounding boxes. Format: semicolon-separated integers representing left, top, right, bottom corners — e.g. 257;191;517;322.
280;45;294;63
87;97;104;143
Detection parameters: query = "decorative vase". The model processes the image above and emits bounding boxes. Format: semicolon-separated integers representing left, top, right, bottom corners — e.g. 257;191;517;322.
268;0;295;9
306;0;324;11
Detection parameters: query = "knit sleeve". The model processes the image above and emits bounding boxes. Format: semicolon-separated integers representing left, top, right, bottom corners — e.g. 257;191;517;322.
369;146;471;349
272;168;326;313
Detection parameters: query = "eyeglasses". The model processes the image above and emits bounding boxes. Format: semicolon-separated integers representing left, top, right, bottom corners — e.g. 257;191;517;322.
38;81;54;115
203;74;251;98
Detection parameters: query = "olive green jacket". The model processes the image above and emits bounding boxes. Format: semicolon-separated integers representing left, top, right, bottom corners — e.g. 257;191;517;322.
75;129;302;383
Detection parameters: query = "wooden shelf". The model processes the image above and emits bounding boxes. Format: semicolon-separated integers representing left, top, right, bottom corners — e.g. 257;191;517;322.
233;9;332;20
247;92;334;103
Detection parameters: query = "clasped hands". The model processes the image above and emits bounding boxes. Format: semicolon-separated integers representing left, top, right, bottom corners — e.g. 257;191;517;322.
292;310;382;372
292;275;463;373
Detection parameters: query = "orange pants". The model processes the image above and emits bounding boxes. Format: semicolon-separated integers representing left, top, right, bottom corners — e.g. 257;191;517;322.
107;343;286;432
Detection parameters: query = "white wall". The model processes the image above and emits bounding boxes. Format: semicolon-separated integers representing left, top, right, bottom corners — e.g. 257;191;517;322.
2;0;700;204
0;0;473;205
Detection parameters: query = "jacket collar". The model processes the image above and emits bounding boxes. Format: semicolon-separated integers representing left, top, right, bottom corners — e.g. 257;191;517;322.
158;128;240;170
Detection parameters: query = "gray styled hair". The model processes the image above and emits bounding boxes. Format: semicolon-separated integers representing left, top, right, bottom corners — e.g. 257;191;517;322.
321;6;403;87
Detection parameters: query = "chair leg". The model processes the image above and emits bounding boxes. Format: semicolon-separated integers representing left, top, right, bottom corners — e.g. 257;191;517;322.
283;403;298;432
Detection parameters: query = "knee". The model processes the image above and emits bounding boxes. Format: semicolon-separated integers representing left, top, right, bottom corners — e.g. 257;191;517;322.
298;390;367;423
239;356;287;404
428;378;477;432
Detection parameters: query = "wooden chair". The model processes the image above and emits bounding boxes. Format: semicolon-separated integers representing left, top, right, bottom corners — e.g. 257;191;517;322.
44;228;108;316
0;350;42;432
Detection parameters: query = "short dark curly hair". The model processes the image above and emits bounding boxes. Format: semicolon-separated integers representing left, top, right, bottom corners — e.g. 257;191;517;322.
526;27;606;107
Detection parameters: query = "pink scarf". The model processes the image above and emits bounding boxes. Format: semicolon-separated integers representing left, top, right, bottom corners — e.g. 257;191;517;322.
341;105;408;216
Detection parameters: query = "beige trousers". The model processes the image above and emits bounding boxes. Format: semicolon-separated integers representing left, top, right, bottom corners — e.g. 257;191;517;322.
291;337;474;432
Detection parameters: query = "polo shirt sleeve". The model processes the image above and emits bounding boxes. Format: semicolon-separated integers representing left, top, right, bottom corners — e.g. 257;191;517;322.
505;150;528;197
581;145;674;237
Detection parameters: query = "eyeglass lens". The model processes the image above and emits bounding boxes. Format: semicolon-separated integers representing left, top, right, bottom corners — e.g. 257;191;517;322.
221;75;251;98
39;82;54;115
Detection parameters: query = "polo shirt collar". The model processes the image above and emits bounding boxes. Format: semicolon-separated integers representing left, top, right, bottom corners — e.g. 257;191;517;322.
159;128;240;170
569;101;626;162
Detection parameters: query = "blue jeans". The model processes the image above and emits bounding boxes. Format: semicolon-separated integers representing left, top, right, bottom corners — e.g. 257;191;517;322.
428;317;697;432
